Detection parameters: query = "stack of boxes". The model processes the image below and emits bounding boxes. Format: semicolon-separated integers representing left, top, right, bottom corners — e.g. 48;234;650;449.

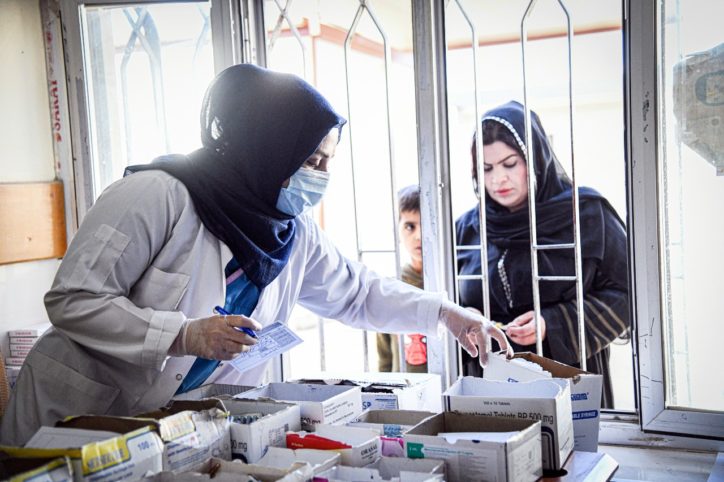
1;357;606;481
4;322;51;388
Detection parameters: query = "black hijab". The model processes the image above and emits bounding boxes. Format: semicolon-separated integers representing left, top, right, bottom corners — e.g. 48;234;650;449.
457;100;625;319
477;101;622;259
126;64;346;289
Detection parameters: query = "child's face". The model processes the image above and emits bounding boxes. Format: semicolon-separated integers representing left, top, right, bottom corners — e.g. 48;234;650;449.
399;210;422;266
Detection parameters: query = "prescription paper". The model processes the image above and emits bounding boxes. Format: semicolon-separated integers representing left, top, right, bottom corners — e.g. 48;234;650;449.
230;321;302;373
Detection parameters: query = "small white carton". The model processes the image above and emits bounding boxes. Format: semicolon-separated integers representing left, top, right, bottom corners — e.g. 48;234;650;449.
403;412;542;482
443;377;573;471
484;352;604;452
286;425;380;467
316;456;445;482
136;399;231;473
220;398;301;463
172;383;254;401
19;416;165;481
239;382;362;431
293;372;442;412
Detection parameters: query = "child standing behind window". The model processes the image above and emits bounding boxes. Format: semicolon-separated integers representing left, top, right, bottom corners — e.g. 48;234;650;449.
377;185;428;373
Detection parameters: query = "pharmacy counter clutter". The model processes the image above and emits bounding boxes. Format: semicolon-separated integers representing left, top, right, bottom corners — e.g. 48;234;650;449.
0;353;635;481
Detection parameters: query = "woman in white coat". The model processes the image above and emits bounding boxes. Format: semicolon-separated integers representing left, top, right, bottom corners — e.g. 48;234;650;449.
1;64;511;445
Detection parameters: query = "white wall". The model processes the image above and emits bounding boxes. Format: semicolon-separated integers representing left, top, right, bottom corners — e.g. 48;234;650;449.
0;0;60;351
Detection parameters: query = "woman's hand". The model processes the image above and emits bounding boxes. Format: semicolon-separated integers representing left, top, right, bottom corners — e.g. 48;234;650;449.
505;310;546;346
439;301;513;367
170;315;261;360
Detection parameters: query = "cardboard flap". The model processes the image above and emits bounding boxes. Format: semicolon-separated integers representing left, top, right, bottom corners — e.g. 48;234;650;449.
143;398;227;417
57;415;159;433
0;454;71;479
257;447;340;473
243;383;360;402
448;377;565;399
352;409;435;425
407;412;538;436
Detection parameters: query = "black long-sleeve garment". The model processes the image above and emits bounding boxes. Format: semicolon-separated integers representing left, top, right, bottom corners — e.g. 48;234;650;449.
455;101;630;409
456;203;629;407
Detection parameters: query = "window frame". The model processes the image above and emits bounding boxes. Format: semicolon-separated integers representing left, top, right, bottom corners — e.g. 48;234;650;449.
625;0;724;440
55;0;724;447
58;0;243;226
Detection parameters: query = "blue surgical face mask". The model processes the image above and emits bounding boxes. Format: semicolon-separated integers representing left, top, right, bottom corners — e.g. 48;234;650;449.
276;167;330;216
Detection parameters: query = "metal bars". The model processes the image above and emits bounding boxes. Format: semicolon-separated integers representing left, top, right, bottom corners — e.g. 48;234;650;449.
447;0;491;322
411;0;458;386
343;0;403;372
266;0;308;79
521;0;586;368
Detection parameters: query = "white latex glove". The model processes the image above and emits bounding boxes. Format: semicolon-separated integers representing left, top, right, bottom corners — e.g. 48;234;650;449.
439;300;513;367
169;314;261;360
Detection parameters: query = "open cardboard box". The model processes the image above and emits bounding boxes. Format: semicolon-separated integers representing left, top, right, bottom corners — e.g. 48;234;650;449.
239;383;362;431
443;377;574;471
12;416;165;481
286;425;380;467
484;352;604;452
292;372;442;412
316;456;445;482
347;409;435;457
135;398;231;473
0;453;74;482
403;412;542;482
221;398;301;463
172;383;254;401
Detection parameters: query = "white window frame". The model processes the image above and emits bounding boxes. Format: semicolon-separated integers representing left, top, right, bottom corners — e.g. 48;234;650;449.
625;0;724;441
57;0;246;227
54;0;724;447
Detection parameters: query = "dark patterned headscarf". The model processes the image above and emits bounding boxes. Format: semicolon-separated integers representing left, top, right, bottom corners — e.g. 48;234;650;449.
477;100;621;257
126;64;346;288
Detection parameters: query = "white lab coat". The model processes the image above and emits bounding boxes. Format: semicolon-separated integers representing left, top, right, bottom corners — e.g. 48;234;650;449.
0;171;443;445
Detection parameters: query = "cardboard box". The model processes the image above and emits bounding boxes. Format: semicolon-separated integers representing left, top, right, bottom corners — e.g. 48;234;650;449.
136;399;231;473
347;409;435;457
256;446;340;475
286;425;380;467
16;416;165;481
172;383;254;401
141;455;316;482
403;412;541;482
316;456;445;482
0;455;73;482
220;398;301;463
8;322;51;338
443;377;573;471
292;372;442;412
484;352;604;452
239;383;362;431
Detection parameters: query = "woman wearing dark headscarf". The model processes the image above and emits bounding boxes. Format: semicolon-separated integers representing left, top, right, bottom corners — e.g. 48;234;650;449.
1;65;511;445
456;101;629;407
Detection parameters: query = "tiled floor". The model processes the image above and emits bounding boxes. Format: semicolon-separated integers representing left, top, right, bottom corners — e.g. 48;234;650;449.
600;445;719;481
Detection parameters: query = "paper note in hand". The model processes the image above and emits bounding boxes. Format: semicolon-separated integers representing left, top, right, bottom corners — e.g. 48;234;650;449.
230;321;303;373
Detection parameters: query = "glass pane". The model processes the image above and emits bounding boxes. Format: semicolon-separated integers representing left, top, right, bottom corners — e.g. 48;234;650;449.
81;2;214;197
659;0;724;411
261;0;421;377
447;1;634;410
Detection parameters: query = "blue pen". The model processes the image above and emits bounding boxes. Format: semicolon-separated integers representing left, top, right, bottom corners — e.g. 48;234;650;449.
213;305;258;338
